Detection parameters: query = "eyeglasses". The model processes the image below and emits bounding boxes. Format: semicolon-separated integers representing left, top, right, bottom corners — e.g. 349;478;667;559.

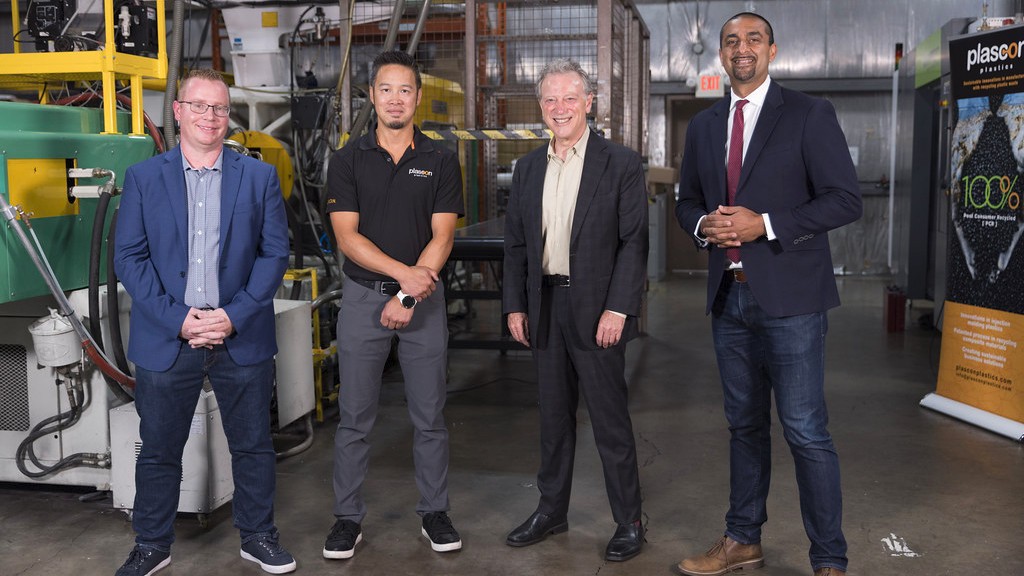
178;100;231;117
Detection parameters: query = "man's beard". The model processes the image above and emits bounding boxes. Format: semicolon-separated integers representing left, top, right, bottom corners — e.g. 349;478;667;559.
383;118;409;130
729;60;756;83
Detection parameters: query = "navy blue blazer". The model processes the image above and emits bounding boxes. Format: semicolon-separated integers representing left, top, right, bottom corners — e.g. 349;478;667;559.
503;130;648;350
676;81;862;317
114;146;289;372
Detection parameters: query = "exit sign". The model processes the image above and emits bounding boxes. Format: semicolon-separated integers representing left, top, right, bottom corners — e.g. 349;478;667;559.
696;74;724;98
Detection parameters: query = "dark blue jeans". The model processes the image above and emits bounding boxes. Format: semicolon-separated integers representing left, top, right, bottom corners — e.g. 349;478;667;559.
133;345;278;551
711;279;847;572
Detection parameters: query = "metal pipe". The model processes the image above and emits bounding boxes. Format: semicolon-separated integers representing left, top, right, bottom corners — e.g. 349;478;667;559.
348;0;408;138
275;414;316;460
405;0;433;57
0;194;135;389
163;0;187;149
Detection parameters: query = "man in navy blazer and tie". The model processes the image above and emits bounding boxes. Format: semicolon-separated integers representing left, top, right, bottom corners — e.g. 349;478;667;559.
503;58;648;562
675;13;861;576
114;69;294;576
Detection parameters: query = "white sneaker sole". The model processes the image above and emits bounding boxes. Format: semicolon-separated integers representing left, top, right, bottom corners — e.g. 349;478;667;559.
422;527;463;552
323;533;362;559
144;556;171;576
239;549;297;574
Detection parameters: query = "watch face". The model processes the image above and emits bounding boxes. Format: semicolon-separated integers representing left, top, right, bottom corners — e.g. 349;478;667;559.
401;295;416;308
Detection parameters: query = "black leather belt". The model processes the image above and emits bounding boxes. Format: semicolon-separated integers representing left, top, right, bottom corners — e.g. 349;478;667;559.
542;274;570;287
350;277;401;296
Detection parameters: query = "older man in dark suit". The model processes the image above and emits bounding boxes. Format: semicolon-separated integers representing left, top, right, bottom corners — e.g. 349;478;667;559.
675;12;861;576
503;57;648;562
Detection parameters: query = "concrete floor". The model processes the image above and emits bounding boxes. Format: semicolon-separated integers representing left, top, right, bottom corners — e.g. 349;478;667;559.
2;275;1022;576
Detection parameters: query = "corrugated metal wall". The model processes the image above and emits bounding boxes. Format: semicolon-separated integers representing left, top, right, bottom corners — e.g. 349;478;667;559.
637;0;1016;275
639;0;1012;83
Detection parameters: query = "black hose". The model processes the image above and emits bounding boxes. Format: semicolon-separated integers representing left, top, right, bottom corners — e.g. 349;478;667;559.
88;191;110;343
284;199;304;299
16;377;106;478
106;209;131;375
88;192;133;403
311;288;343;313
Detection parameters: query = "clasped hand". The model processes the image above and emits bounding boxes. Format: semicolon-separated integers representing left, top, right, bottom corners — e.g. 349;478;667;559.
701;205;765;247
180;307;233;349
397;265;438;300
377;264;438;330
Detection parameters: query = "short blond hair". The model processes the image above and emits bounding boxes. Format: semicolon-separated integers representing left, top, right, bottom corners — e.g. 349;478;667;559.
179;68;228;99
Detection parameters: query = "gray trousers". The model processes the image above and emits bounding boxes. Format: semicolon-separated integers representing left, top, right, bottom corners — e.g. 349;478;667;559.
333;275;451;522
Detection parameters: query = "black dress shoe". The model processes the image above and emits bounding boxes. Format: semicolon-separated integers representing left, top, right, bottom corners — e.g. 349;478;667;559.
604;521;645;562
505;511;569;547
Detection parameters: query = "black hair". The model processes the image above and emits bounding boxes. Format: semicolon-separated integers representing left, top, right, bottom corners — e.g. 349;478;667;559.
720;12;775;48
370;50;422;90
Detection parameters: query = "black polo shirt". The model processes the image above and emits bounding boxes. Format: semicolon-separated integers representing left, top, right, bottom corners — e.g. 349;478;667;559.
326;124;465;281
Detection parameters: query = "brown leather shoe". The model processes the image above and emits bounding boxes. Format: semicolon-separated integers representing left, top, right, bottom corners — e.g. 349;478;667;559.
677;535;764;576
813;569;845;576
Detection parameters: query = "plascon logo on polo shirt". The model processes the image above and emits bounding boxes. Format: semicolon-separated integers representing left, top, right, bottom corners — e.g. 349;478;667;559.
966;38;1024;71
409;168;433;178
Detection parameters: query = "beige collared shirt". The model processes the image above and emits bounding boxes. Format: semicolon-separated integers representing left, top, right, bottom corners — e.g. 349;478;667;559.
542;128;590;275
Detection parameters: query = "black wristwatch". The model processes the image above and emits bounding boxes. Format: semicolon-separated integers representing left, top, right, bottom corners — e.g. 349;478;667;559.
397;290;417;309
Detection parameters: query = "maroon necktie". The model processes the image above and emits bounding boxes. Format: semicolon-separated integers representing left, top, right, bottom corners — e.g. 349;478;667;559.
726;99;748;263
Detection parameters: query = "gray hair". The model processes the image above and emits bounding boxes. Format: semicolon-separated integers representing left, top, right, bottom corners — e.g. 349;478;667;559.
535;58;595;99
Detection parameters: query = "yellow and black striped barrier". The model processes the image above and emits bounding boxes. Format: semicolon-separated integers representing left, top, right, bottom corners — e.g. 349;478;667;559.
338;128;552;147
419;128;552;141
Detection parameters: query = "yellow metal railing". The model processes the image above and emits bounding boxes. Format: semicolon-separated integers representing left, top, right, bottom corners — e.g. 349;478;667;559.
282;267;337;422
0;0;167;136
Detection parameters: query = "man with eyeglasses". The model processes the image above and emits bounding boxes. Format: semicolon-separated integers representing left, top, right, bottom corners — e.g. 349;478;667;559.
113;68;295;575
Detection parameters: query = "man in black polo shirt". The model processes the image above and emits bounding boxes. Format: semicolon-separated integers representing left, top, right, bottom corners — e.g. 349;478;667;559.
322;50;465;559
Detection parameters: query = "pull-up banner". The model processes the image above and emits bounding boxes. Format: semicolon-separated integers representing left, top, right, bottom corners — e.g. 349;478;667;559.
932;24;1024;437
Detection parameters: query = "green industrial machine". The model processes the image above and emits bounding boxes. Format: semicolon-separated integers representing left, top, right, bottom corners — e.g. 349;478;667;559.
0;101;154;304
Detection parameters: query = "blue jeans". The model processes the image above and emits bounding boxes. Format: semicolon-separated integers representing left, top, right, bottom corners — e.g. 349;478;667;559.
711;279;847;572
133;345;278;551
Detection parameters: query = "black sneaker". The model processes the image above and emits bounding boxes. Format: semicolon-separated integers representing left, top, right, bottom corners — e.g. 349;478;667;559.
421;511;462;552
115;545;171;576
240;531;296;574
323;519;362;559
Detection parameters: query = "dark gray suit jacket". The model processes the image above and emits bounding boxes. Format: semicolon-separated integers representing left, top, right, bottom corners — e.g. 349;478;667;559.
503;130;648;350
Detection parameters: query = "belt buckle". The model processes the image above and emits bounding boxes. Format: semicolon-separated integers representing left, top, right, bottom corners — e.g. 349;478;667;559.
379;281;400;296
732;269;747;283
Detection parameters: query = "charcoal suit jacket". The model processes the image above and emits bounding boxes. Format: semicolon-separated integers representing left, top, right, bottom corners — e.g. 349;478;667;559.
504;130;648;350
